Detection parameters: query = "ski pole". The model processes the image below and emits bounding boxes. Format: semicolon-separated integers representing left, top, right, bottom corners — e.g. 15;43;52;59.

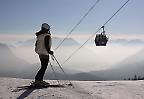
52;55;73;87
49;61;60;85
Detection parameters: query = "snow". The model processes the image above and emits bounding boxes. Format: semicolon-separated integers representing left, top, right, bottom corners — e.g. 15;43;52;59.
0;77;144;99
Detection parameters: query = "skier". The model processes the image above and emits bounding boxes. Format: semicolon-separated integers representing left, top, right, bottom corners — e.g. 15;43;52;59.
33;23;54;86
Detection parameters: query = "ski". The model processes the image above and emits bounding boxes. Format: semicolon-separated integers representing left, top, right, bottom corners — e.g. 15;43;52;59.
11;84;65;92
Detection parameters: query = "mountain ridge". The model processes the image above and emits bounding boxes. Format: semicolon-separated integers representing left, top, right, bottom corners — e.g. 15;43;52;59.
89;48;144;80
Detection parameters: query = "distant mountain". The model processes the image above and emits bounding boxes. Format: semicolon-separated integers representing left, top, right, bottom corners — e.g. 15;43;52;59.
109;39;144;46
0;43;29;68
29;63;103;81
52;37;80;46
15;37;80;47
14;36;107;72
90;48;144;80
15;39;35;47
70;73;104;81
0;43;103;80
43;72;103;81
0;43;32;78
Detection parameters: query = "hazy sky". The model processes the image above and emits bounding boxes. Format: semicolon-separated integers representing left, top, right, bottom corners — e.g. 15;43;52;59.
0;0;144;71
0;0;144;39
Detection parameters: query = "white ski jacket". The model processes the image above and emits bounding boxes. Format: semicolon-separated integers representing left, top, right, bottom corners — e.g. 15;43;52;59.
35;33;52;55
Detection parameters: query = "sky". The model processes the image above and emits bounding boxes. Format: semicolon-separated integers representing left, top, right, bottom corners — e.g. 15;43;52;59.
0;0;144;41
0;0;144;71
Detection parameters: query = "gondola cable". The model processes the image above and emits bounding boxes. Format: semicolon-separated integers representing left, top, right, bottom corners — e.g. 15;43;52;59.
61;0;131;66
54;0;100;51
49;0;131;84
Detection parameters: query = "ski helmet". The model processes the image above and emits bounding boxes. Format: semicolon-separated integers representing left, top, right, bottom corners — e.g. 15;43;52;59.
41;23;50;30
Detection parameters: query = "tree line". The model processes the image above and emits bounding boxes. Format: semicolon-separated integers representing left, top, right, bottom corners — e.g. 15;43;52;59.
124;75;144;80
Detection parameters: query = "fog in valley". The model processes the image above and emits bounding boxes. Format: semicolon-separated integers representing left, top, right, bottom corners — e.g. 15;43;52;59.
0;37;144;80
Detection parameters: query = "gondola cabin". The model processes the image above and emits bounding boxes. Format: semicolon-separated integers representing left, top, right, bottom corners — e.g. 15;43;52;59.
95;26;108;46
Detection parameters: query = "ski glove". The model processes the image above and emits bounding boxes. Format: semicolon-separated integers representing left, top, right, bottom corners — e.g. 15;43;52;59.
49;50;54;55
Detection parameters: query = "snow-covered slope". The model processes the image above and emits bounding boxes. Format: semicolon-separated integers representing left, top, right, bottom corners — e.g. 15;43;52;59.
0;77;144;99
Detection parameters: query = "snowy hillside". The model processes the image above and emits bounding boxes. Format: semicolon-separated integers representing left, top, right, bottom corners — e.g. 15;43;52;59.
0;77;144;99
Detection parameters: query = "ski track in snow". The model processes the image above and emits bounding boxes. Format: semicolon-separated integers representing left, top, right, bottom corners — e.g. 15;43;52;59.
0;77;144;99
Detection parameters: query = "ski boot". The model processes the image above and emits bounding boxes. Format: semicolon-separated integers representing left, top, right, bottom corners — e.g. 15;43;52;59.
30;80;50;87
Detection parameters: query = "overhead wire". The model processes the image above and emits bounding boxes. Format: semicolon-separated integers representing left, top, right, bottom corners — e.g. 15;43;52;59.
49;0;131;84
61;0;131;66
54;0;100;51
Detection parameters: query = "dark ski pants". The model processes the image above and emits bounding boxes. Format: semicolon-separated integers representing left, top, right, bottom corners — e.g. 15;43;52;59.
35;55;49;81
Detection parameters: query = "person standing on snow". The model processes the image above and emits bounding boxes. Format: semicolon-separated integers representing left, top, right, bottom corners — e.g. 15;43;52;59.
34;23;54;86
